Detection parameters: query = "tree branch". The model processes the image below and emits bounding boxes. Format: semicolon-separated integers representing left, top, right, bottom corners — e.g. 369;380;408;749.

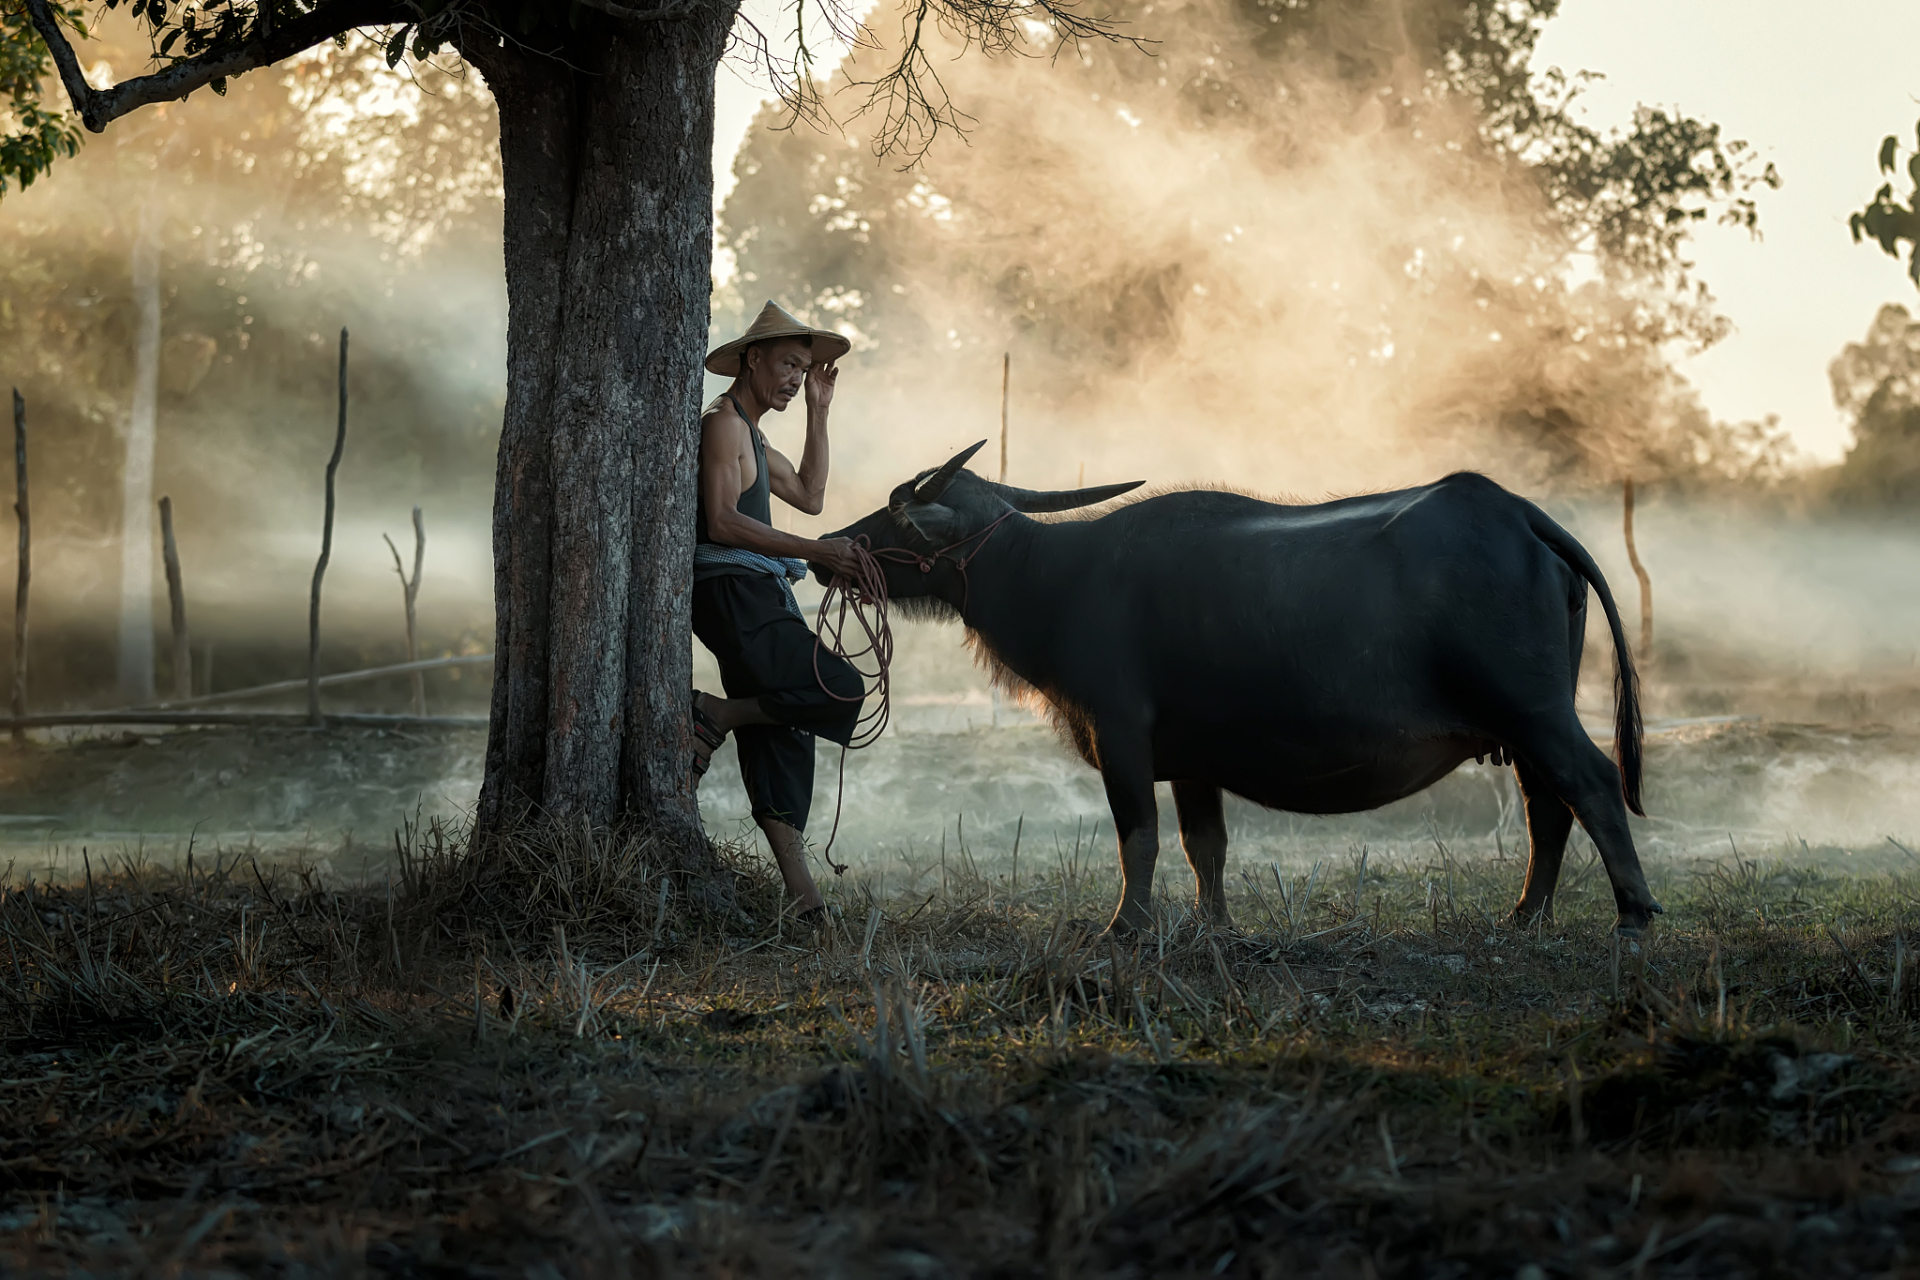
567;0;712;23
25;0;406;133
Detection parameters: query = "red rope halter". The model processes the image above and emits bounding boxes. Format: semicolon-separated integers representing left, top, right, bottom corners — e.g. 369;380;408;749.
808;511;1016;871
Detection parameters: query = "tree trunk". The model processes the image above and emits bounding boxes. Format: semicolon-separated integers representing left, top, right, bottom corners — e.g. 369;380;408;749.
117;199;161;704
460;11;735;874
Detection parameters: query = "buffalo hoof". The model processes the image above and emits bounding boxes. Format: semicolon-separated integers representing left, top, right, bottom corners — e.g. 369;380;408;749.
1506;901;1554;929
1105;904;1154;937
1613;899;1665;937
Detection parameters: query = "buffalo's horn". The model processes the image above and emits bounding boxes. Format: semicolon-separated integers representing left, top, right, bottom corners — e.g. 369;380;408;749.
992;480;1145;513
912;440;989;503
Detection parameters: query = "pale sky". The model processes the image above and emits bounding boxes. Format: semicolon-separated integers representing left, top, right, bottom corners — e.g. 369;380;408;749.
711;1;1920;462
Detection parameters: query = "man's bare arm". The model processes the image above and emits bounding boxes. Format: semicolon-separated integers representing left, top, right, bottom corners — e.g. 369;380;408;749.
700;407;858;575
766;359;835;515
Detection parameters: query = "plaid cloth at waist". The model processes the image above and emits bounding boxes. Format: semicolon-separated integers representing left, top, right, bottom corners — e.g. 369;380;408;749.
692;543;809;619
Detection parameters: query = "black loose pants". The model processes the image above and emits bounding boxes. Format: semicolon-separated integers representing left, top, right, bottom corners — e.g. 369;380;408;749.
691;574;864;832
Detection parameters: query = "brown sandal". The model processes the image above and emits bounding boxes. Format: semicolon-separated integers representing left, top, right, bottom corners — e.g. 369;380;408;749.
690;691;727;781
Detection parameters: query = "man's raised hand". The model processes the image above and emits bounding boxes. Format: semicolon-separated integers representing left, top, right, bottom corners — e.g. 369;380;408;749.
805;359;838;413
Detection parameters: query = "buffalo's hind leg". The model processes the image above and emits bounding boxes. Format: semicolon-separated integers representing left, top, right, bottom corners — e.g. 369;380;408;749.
1171;780;1232;926
1510;721;1662;935
1508;758;1575;927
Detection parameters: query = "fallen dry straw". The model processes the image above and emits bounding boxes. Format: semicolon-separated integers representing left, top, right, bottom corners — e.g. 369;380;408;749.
1;835;1919;1273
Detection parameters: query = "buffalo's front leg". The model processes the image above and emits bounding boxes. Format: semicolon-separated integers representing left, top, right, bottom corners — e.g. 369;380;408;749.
1171;779;1231;925
1097;724;1159;934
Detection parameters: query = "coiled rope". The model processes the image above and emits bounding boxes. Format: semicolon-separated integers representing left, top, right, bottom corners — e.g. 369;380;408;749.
808;512;1015;871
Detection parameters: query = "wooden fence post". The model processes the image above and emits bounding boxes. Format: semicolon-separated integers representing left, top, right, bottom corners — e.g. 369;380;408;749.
159;496;190;701
1622;476;1653;660
308;328;348;727
383;506;425;716
998;352;1010;484
10;389;27;745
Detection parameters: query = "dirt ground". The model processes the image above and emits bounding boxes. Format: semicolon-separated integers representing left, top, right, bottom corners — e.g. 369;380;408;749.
3;717;1920;1275
3;815;1920;1277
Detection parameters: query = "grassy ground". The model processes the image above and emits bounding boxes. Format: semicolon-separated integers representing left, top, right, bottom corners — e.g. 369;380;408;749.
4;826;1920;1277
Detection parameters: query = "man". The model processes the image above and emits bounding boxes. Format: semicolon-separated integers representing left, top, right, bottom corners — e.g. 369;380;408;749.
690;301;866;921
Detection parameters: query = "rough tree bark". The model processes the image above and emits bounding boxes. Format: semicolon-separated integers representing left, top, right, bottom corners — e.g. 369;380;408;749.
459;11;736;869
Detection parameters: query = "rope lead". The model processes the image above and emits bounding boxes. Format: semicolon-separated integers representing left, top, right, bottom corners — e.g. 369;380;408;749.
808;512;1016;872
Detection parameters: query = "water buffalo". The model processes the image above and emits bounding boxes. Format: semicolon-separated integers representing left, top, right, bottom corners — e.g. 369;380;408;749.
811;443;1662;936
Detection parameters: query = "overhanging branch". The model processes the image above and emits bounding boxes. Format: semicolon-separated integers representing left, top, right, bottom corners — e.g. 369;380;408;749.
25;0;406;133
567;0;711;22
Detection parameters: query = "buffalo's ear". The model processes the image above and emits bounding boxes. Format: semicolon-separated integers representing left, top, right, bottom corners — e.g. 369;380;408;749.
900;501;963;543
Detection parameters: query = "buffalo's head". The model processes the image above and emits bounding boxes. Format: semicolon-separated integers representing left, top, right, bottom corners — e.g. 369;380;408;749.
809;440;1142;612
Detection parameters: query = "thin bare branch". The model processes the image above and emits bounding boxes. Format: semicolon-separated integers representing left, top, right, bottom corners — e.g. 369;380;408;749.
741;0;1148;163
26;0;406;133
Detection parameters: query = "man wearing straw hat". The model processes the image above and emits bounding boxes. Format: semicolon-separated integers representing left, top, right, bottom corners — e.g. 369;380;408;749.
689;301;866;922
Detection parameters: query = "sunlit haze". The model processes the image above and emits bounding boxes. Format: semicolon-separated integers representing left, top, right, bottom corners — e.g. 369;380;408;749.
716;0;1920;462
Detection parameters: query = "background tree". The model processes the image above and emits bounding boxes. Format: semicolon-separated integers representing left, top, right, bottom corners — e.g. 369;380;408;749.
1837;121;1920;505
1852;120;1920;288
0;1;79;193
1829;304;1920;505
0;21;507;701
3;0;1118;875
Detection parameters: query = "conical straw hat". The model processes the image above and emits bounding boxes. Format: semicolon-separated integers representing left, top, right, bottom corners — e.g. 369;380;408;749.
705;300;852;376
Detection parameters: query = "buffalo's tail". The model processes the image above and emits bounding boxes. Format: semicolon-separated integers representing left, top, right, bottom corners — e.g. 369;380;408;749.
1524;508;1646;816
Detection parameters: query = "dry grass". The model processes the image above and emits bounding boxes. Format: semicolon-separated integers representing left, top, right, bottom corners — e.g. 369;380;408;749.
4;828;1920;1276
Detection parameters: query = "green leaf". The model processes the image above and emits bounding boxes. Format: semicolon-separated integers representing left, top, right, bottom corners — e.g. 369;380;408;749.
1873;209;1903;256
1852;211;1867;244
210;76;227;96
385;24;411;67
1881;135;1900;174
159;26;181;54
517;0;542;34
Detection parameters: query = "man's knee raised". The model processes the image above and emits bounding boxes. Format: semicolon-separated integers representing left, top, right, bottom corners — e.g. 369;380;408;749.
822;654;865;703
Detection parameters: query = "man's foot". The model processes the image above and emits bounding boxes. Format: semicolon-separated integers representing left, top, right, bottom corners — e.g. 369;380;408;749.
690;691;728;783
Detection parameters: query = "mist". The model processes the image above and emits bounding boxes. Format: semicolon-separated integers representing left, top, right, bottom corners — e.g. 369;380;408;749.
2;0;1917;874
0;16;507;706
718;0;1780;521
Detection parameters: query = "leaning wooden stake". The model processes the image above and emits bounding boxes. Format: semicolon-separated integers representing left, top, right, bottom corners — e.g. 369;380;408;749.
1622;476;1653;659
158;496;190;700
992;354;1010;726
998;352;1010;483
382;505;425;716
10;389;27;745
308;328;348;727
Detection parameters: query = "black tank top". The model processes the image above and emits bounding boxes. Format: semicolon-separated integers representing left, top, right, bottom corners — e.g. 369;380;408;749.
696;392;772;543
